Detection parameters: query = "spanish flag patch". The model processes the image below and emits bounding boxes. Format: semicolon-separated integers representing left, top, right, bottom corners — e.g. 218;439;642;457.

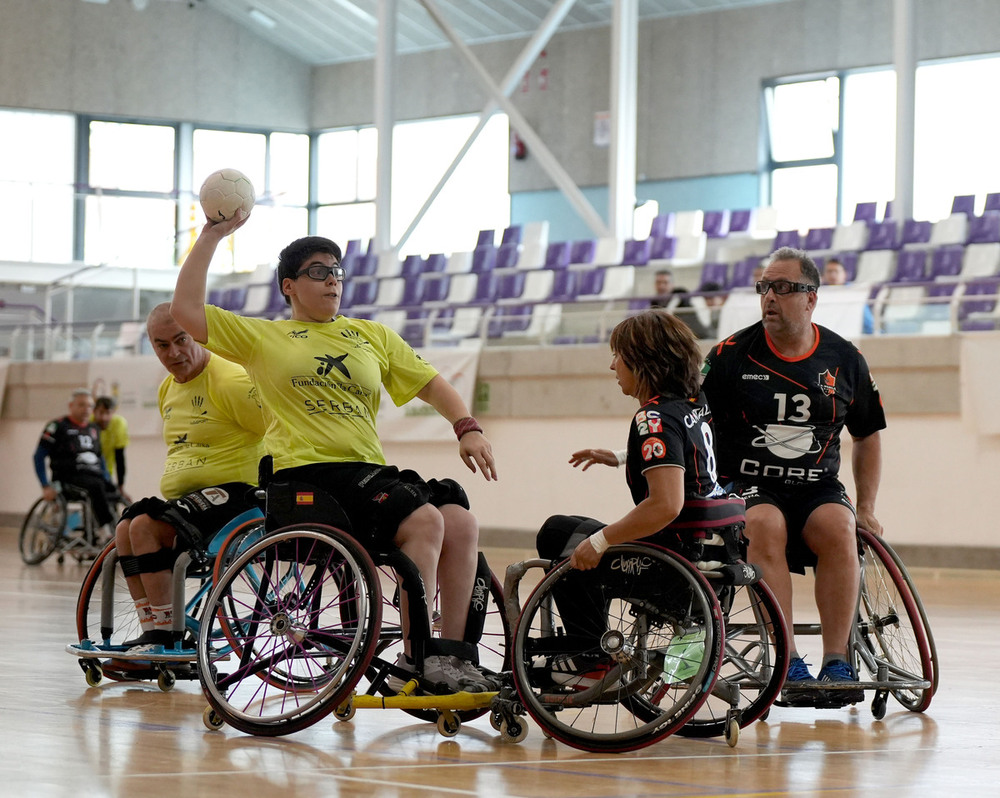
295;492;314;506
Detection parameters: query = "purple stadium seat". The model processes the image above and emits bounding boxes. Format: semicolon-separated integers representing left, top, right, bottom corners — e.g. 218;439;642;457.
866;220;900;250
349;277;379;307
929;245;964;280
570;239;597;265
649;235;675;260
621;238;652;266
951;194;976;217
892;250;927;282
420;274;450;304
221;286;247;312
351;251;378;277
207;288;225;306
699;262;730;289
488;305;532;338
901;219;932;247
836;251;859;281
803;227;834;251
966;211;1000;245
471;245;498;273
425;253;448;272
545;241;571;269
496;241;520;270
577;268;606;297
853;202;878;223
649;213;674;239
728;209;752;234
476;229;496;247
985;193;1000;214
401;254;424;277
731;256;761;288
501;225;523;245
549;269;579;302
496;271;526;300
472;270;498;304
703;210;730;238
400;275;423;306
773;230;802;249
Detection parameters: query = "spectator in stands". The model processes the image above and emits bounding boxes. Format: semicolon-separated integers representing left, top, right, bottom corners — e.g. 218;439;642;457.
649;269;675;308
823;257;876;334
698;280;727;339
171;213;500;692
115;303;266;651
93;395;130;502
33;388;119;542
702;246;886;708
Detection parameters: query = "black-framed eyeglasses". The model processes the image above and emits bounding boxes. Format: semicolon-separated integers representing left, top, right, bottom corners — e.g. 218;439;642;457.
295;264;345;282
755;279;817;296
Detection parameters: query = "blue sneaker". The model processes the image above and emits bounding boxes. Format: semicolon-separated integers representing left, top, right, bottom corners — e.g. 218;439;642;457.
817;659;864;707
781;656;818;707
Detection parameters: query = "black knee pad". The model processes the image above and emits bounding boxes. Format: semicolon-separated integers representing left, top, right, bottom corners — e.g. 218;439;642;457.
427;478;470;510
536;515;605;561
463;552;493;647
369;477;432;540
135;547;179;574
118;554;140;578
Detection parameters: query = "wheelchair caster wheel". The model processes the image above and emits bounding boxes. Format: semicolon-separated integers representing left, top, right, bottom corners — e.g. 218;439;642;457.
500;719;528;743
489;711;503;732
157;669;176;692
872;693;888;720
84;662;103;687
725;717;740;747
203;706;225;731
334;700;356;722
437;712;461;738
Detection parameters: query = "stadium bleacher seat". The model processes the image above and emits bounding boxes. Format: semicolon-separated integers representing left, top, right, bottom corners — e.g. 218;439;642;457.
892;249;928;282
929;244;964;280
853;202;878;223
951;194;976;217
965;211;1000;245
544;241;571;269
866;220;900;251
703;210;730;238
901;219;932;248
621;238;651;266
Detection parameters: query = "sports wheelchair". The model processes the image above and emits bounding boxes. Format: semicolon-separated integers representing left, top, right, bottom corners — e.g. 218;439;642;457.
20;482;125;566
67;507;266;691
777;527;938;718
196;480;511;739
493;498;789;752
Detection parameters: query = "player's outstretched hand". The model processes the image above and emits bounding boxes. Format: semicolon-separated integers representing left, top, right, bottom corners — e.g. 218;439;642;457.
201;207;250;239
459;431;498;481
569;448;618;471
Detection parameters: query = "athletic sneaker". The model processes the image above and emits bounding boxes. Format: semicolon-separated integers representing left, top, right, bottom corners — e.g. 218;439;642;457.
448;656;501;692
817;659;864;707
781;656;819;707
122;629;171;648
550;653;622;691
386;653;491;694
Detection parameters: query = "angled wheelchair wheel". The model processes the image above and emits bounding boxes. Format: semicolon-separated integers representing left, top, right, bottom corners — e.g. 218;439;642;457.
198;525;382;736
854;529;936;712
19;496;67;565
677;578;788;738
512;544;724;753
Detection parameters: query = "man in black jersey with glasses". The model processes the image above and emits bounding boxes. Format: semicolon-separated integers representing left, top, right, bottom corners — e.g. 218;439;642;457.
702;246;886;708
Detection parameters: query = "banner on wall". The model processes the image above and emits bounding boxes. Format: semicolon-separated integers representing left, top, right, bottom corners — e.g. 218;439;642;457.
87;356;165;438
377;345;481;442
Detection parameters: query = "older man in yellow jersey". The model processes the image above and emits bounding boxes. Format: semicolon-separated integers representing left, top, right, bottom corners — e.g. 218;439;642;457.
115;303;266;652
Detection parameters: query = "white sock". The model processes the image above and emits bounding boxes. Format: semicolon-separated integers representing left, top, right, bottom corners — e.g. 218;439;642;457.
134;598;154;632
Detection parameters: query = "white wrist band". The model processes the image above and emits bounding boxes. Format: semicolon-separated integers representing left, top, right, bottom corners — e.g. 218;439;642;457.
589;529;610;554
614;449;627;466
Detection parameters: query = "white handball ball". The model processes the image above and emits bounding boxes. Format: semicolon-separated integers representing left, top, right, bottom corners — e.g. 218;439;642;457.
199;168;256;222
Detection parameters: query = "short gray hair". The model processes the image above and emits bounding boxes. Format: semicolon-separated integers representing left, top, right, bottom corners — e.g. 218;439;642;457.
768;246;820;286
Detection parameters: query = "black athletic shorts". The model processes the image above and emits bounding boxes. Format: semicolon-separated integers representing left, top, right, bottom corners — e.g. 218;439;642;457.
275;462;469;545
121;482;258;550
730;478;855;573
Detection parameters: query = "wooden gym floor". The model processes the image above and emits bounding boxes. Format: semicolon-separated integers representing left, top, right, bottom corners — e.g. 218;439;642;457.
2;527;998;798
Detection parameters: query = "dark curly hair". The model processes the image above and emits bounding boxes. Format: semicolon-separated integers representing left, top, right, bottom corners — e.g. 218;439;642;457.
275;236;342;306
609;309;703;400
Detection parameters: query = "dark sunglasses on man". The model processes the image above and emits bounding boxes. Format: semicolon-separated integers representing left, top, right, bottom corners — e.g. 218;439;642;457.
755;279;817;296
296;264;345;282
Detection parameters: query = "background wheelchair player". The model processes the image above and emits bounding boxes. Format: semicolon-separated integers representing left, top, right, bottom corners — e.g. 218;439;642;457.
113;303;267;653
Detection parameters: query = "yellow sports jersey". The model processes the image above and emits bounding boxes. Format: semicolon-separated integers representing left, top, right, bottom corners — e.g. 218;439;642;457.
158;352;267;499
98;414;129;481
204;306;438;471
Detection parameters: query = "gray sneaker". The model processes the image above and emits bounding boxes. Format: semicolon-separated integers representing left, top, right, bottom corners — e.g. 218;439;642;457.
447;656;501;692
422;654;488;693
